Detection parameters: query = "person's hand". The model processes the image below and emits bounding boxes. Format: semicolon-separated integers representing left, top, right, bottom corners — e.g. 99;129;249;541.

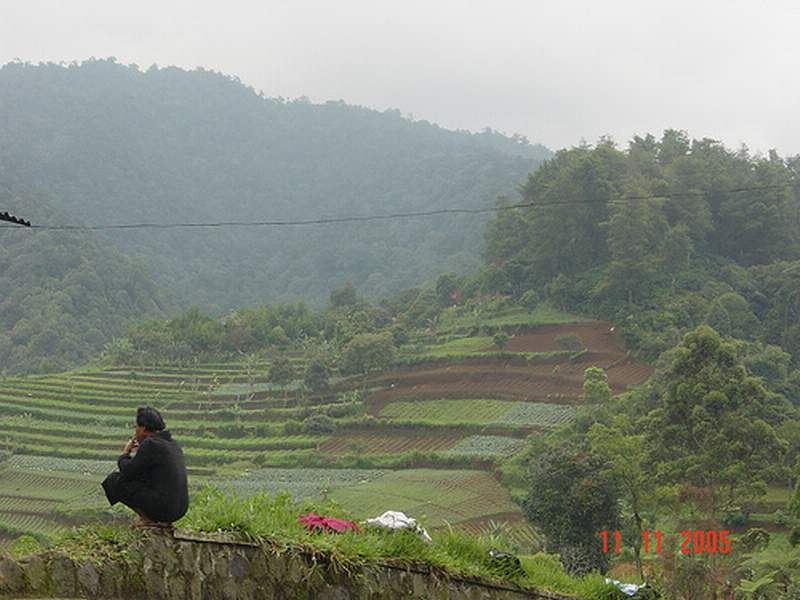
123;438;138;455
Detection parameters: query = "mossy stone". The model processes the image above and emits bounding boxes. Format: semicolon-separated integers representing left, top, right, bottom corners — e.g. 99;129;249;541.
0;557;24;594
48;554;77;597
21;555;48;594
177;540;196;574
77;559;100;597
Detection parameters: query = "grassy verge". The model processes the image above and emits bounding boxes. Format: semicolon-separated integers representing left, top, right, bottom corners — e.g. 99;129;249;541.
169;487;623;599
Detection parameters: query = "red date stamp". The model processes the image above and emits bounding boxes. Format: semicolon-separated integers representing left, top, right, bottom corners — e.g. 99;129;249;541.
599;530;731;555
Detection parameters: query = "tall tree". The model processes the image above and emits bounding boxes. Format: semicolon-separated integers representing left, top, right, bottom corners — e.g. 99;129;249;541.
645;326;787;519
588;415;656;579
523;441;619;575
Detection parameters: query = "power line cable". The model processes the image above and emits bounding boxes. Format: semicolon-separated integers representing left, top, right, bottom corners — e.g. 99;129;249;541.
0;183;794;231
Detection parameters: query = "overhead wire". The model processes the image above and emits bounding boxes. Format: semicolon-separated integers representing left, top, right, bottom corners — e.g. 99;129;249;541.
0;183;794;231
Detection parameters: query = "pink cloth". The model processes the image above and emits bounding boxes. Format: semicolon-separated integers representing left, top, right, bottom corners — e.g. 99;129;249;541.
298;513;360;533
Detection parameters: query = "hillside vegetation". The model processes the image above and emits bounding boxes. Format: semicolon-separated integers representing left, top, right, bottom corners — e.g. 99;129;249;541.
483;131;800;365
0;58;550;314
0;175;169;373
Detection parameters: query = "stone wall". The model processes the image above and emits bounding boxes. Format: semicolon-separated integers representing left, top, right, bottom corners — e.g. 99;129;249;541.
0;530;577;600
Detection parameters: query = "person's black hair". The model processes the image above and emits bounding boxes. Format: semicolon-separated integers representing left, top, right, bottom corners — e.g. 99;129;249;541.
136;406;165;432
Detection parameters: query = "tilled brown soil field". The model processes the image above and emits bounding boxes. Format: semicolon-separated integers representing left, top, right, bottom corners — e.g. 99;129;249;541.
494;320;627;354
367;321;652;412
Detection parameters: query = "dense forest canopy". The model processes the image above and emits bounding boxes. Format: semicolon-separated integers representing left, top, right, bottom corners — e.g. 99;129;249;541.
0;58;550;313
0;173;169;373
484;131;800;364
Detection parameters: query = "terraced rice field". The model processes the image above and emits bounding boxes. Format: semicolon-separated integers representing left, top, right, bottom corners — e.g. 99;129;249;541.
378;399;575;429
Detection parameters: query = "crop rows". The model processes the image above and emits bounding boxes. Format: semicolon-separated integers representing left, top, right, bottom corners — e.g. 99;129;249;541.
443;435;527;457
0;495;59;513
211;468;387;499
494;402;575;427
379;400;512;425
378;399;575;428
0;423;322;452
0;513;65;535
329;469;518;526
7;454;116;475
319;431;463;455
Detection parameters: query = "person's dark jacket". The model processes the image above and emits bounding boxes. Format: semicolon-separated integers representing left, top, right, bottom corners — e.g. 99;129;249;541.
112;430;189;522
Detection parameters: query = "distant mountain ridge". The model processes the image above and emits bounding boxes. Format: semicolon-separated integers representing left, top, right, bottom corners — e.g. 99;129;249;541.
0;58;551;313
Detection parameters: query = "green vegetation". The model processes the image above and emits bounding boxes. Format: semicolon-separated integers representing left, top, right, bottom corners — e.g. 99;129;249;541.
483;132;800;368
422;336;494;356
328;469;519;526
444;435;527;458
437;303;579;333
6;95;800;595
0;177;169;374
380;399;575;429
5;489;622;599
0;59;549;319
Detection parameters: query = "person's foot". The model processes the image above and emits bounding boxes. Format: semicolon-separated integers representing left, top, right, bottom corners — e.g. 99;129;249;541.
131;518;173;529
131;517;156;529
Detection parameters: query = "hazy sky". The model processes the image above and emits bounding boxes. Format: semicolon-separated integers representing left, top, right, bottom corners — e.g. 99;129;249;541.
2;0;798;155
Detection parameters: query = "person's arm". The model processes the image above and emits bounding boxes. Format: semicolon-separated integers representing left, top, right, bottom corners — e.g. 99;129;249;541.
117;437;156;480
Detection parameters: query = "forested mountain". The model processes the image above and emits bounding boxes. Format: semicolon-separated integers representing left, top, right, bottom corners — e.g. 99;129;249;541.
484;131;800;365
0;58;550;313
0;173;169;373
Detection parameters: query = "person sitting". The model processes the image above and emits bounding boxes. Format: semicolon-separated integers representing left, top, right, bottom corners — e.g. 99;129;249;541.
101;406;189;529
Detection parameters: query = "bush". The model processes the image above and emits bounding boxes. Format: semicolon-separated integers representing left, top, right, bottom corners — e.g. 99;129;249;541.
740;527;770;552
493;332;510;350
722;511;747;527
789;526;800;547
519;290;540;311
300;414;336;434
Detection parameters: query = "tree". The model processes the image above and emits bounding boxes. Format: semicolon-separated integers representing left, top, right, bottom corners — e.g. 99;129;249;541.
705;301;732;337
435;273;461;307
790;461;800;520
267;355;295;398
645;326;787;519
493;331;509;350
582;367;611;404
588;415;656;579
602;197;665;305
523;441;619;575
660;224;692;295
303;356;331;393
340;332;396;380
329;282;358;308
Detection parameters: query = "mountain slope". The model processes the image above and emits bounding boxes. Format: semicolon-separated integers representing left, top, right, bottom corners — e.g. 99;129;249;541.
0;173;170;373
0;59;551;312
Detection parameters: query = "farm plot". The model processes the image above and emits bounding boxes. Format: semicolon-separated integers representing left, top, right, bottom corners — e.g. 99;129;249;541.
378;399;575;429
330;469;520;527
0;513;65;536
319;431;463;455
210;468;386;499
379;400;512;425
367;364;587;406
495;402;575;427
443;435;527;458
498;321;621;354
437;305;579;333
